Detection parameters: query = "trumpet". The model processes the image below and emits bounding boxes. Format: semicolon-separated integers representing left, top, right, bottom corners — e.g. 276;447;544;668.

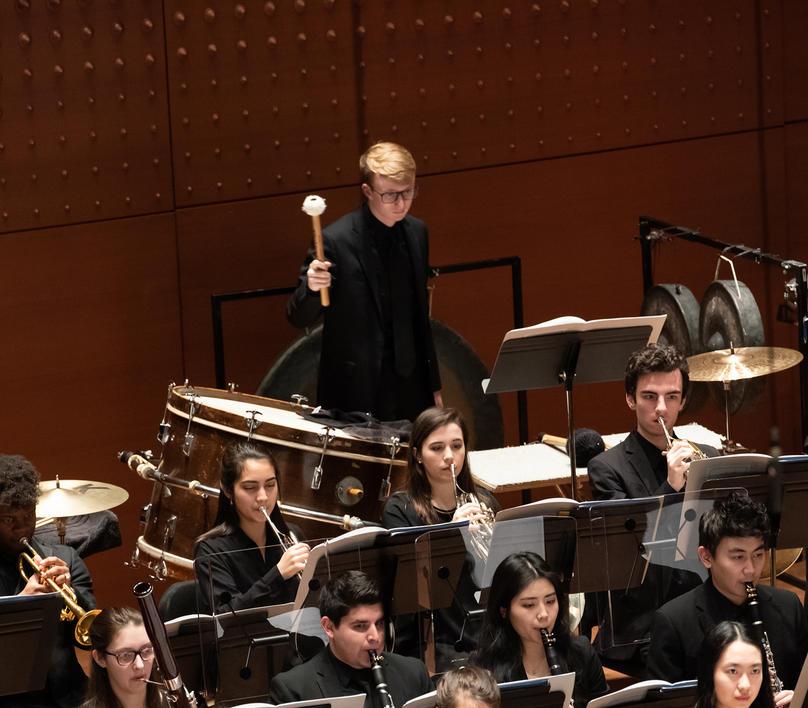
658;417;707;472
18;537;101;647
452;463;495;562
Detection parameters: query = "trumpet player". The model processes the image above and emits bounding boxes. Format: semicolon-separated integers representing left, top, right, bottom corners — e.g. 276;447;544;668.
194;442;310;614
0;454;96;708
381;407;498;660
648;492;808;707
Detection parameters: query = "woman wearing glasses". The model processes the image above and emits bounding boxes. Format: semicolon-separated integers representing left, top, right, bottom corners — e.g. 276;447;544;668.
82;606;168;708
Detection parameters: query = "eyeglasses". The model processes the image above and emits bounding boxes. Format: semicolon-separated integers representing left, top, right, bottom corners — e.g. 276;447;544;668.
104;645;155;667
370;185;418;204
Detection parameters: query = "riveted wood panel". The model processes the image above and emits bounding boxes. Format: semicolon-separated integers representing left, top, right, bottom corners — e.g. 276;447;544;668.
165;0;361;205
0;0;173;233
359;1;767;173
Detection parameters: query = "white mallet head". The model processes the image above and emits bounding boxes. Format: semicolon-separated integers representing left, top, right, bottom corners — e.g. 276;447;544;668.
302;195;327;216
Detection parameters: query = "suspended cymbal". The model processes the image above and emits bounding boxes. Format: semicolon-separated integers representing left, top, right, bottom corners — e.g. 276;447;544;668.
687;346;803;382
37;478;129;519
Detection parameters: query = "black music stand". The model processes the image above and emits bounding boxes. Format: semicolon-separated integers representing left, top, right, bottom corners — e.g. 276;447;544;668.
0;592;62;697
483;315;665;499
402;675;574;708
588;681;697;708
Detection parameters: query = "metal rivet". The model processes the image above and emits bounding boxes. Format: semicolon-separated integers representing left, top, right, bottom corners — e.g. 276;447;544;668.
142;18;154;32
267;35;278;47
112;22;124;37
204;8;216;23
264;2;275;16
234;4;246;20
244;144;251;153
122;162;129;172
114;57;125;69
91;165;99;174
208;43;218;55
237;39;247;51
82;26;94;40
145;53;156;66
173;11;186;26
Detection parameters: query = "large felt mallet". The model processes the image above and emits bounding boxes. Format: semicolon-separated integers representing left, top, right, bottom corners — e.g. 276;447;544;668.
301;195;329;307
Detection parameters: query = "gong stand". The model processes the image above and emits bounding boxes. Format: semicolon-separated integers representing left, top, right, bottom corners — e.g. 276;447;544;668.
638;216;808;452
483;315;665;500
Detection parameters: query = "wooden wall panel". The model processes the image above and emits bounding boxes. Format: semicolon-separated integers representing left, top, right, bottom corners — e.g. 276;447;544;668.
0;214;184;604
164;0;361;205
0;0;173;232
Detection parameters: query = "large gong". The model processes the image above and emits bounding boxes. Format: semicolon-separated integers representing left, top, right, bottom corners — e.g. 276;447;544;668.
257;320;505;451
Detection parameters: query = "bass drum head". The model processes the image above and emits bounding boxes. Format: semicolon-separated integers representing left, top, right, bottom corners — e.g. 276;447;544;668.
640;283;708;414
257;320;505;451
699;280;765;415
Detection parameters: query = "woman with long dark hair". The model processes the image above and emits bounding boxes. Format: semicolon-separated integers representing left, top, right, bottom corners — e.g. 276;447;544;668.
194;441;309;614
82;606;168;708
382;406;493;527
695;621;775;708
473;552;607;707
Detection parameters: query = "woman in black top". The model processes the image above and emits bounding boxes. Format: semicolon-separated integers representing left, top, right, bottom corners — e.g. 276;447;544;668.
473;552;608;707
381;407;496;662
194;441;309;614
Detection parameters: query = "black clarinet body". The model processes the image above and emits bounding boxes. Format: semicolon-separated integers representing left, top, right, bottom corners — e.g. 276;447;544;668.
744;582;783;695
134;581;199;708
369;649;396;708
540;629;563;675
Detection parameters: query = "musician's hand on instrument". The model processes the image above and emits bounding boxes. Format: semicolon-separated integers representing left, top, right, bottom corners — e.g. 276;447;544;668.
306;259;332;292
19;571;49;596
663;440;691;491
277;542;310;580
38;556;71;587
453;501;483;523
773;689;793;707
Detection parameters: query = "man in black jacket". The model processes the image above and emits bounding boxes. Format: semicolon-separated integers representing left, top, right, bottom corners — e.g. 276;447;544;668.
270;570;432;708
0;454;96;708
647;492;806;706
287;141;442;422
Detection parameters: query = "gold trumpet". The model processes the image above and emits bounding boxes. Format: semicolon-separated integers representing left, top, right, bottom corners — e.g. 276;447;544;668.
658;417;708;466
18;537;101;647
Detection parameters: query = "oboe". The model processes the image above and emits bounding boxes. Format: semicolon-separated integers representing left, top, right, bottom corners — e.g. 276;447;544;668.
540;628;563;675
744;582;783;695
369;649;396;708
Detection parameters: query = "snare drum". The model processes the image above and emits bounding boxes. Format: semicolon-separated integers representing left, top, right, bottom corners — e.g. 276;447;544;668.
135;385;408;579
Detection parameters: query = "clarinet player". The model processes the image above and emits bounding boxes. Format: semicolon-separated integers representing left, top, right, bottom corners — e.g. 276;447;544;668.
647;492;807;706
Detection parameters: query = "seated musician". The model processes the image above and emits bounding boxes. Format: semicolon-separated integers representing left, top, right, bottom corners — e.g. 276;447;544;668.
82;606;167;708
381;406;497;658
647;492;807;707
696;621;774;708
194;441;310;614
472;552;608;707
585;343;716;665
0;454;96;708
436;666;500;708
269;570;433;708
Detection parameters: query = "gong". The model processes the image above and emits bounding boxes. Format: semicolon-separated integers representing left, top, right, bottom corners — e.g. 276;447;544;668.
257;319;505;452
699;280;765;414
640;283;707;413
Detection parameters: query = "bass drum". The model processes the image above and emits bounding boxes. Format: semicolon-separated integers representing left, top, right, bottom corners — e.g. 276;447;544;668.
136;386;408;580
257;319;505;453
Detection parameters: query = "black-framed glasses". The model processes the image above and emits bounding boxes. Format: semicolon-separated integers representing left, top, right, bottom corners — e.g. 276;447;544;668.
370;185;418;204
104;645;155;667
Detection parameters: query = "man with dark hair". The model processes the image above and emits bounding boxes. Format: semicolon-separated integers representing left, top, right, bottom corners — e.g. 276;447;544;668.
0;454;96;708
588;343;717;499
647;492;807;705
584;344;718;667
270;570;432;708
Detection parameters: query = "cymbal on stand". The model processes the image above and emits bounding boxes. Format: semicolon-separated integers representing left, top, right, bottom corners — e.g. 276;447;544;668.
37;477;129;519
687;346;803;382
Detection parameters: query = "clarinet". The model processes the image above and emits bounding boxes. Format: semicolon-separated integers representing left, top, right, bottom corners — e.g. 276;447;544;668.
134;581;200;708
744;582;784;695
540;629;563;675
369;650;396;708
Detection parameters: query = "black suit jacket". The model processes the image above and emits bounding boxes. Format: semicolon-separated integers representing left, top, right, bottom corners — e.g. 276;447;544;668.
647;580;808;687
269;646;432;708
588;431;719;501
287;205;440;415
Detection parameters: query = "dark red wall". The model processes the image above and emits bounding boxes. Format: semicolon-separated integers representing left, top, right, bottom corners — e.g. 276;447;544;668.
1;1;806;606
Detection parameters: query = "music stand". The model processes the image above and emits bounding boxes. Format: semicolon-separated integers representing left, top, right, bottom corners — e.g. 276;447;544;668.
588;681;697;708
483;315;665;498
0;592;62;697
402;674;575;708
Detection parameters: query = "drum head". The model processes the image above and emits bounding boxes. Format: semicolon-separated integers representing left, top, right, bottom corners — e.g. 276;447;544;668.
257;320;505;451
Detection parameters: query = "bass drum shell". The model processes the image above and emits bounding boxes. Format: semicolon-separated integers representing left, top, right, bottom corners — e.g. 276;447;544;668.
699;280;765;415
640;283;708;414
257;319;505;452
139;386;408;579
